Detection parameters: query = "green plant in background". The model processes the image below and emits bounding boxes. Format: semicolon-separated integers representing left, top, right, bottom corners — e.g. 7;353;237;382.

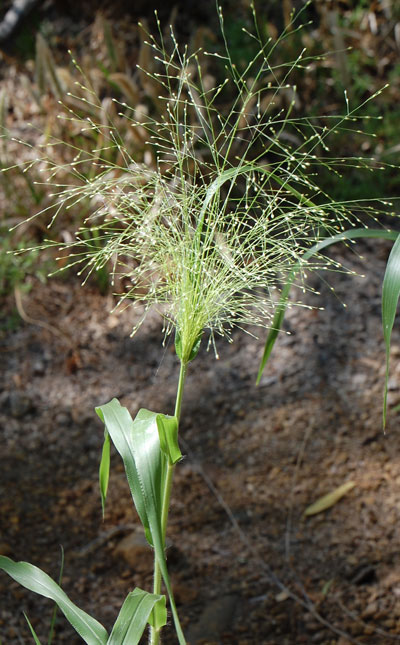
1;14;204;298
0;234;42;295
2;3;400;644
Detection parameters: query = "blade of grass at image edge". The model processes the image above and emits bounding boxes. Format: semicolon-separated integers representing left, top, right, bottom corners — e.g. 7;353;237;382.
256;227;400;429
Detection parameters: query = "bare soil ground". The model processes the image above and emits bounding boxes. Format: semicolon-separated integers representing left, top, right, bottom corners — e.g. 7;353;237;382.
2;239;400;644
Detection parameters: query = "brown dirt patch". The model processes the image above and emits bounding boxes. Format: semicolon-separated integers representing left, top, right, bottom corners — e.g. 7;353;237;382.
2;240;400;644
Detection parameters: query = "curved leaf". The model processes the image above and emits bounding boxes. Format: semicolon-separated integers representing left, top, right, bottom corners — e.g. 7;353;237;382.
107;588;166;644
382;232;400;427
0;556;108;645
304;481;356;517
156;415;182;465
48;545;65;645
256;228;400;385
96;401;152;544
99;430;111;518
96;399;187;645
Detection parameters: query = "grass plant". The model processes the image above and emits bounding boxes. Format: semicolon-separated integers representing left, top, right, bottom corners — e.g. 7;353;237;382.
1;4;400;644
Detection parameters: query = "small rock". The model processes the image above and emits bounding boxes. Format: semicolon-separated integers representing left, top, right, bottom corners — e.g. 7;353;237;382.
32;360;45;376
113;532;153;572
55;411;71;426
186;594;239;643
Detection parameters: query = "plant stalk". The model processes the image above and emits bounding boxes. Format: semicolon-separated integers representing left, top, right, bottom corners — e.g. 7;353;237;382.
150;360;188;645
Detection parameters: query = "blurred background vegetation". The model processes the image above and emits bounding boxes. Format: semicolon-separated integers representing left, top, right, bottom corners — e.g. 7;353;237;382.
1;0;399;316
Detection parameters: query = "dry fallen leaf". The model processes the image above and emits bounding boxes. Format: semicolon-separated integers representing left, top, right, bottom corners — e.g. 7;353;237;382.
304;481;356;517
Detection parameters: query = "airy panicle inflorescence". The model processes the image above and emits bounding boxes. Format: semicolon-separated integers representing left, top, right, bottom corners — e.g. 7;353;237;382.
16;5;394;362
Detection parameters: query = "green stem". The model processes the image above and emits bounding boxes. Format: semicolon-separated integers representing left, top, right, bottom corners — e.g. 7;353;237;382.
174;360;187;420
150;360;187;645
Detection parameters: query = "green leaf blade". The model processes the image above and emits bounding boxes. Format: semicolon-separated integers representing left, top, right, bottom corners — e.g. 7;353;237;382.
96;400;152;543
0;557;108;645
24;613;43;645
96;399;186;644
107;588;166;645
99;431;111;518
256;228;400;385
382;232;400;427
156;414;182;465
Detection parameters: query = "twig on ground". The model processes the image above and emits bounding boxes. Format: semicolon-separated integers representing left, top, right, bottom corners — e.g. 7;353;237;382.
13;286;73;348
